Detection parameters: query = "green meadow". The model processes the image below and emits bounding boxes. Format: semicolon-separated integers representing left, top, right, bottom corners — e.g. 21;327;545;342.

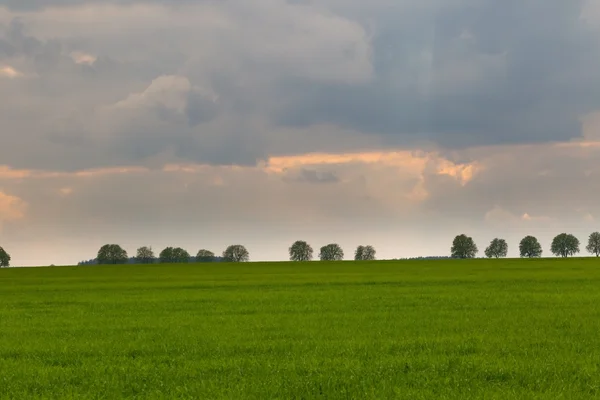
1;259;600;399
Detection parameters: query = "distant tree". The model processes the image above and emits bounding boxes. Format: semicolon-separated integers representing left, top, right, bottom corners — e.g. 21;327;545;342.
97;244;128;265
135;246;156;264
551;233;580;258
355;245;376;261
451;234;478;259
519;236;542;258
484;238;508;259
586;232;600;257
222;245;249;262
289;241;313;261
0;246;10;267
196;249;215;262
159;247;190;263
319;244;344;261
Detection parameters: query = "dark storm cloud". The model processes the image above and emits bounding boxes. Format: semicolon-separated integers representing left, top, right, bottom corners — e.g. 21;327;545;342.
1;0;600;172
273;0;600;148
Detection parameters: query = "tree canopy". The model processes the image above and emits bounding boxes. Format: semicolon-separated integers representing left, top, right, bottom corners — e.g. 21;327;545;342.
586;232;600;257
222;245;250;262
0;246;10;267
519;236;542;258
196;249;216;262
289;241;313;262
355;245;376;261
135;246;156;264
451;235;478;259
159;247;190;263
550;233;580;258
484;238;508;258
319;244;344;261
97;244;129;265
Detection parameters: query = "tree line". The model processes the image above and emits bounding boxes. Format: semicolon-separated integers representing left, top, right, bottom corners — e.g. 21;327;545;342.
78;242;377;265
1;232;600;268
451;232;600;259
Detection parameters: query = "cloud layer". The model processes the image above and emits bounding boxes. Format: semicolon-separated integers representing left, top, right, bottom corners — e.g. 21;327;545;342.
1;0;600;265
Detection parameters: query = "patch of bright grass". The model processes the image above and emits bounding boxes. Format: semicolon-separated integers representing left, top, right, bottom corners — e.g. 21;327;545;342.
1;258;600;399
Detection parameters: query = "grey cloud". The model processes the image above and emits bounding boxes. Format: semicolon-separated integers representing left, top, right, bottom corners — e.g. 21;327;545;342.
420;144;600;224
1;0;600;172
285;168;340;184
0;0;201;11
273;0;600;148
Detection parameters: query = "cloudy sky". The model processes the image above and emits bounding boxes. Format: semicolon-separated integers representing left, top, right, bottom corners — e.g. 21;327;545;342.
1;0;600;265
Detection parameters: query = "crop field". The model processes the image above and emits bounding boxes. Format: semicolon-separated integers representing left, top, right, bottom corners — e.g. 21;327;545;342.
1;259;600;399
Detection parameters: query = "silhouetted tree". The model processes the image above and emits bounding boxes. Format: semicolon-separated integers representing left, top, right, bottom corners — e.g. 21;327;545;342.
484;238;508;258
97;244;128;265
0;246;10;267
196;249;215;262
586;232;600;257
551;233;580;258
135;246;156;264
319;244;344;261
519;236;542;258
222;245;249;262
289;241;313;261
451;235;478;259
355;245;376;261
159;247;190;263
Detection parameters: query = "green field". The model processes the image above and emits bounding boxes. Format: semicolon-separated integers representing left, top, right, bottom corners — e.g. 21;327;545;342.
1;259;600;399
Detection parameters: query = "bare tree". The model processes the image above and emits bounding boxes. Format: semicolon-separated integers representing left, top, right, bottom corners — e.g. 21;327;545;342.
223;245;250;262
135;246;155;264
319;244;344;261
289;241;313;261
355;245;376;261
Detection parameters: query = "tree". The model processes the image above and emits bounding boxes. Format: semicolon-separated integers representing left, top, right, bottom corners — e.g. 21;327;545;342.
519;236;542;258
551;233;580;258
586;232;600;257
0;246;10;267
355;245;376;261
159;247;190;263
97;244;128;265
196;249;215;262
135;246;155;264
222;245;249;262
451;234;478;259
484;238;508;259
319;244;344;261
289;240;313;261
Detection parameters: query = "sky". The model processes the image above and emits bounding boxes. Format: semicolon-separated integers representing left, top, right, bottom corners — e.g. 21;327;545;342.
2;0;600;266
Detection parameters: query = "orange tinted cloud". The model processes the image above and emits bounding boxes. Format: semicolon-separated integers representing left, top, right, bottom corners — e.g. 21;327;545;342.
264;150;481;186
0;192;27;221
0;66;23;79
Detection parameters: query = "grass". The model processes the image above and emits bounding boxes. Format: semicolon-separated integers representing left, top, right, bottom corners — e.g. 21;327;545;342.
1;258;600;399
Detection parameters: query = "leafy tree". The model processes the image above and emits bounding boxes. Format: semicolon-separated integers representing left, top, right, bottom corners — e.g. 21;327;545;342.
222;245;249;262
355;245;376;261
519;236;542;258
484;238;508;259
196;249;215;262
159;247;190;263
289;240;313;261
586;232;600;257
135;246;155;264
319;244;344;261
97;244;128;265
551;233;580;258
0;246;10;267
451;234;478;259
